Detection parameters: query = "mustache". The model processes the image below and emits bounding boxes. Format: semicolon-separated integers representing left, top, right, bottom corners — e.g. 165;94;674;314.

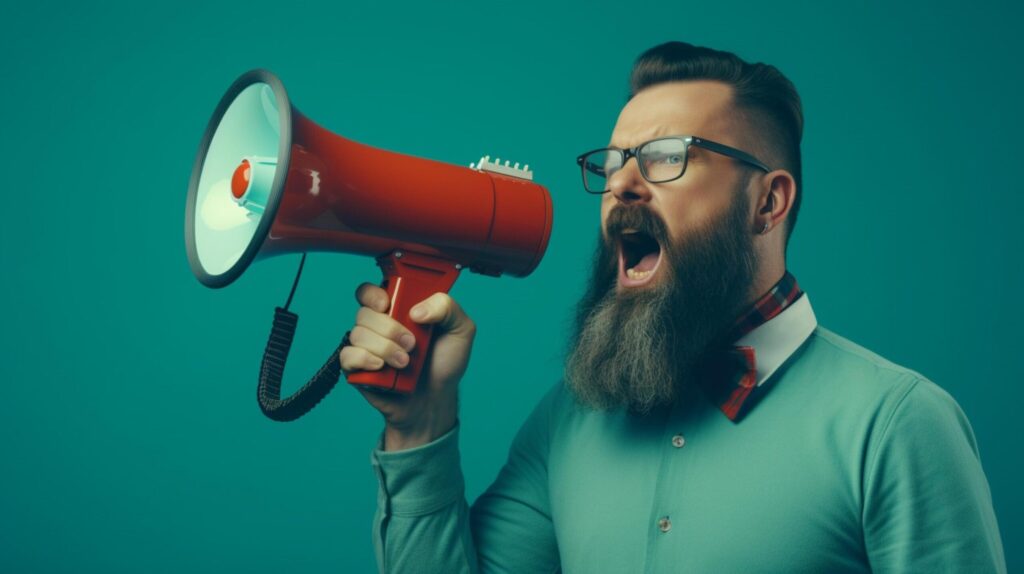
604;204;671;248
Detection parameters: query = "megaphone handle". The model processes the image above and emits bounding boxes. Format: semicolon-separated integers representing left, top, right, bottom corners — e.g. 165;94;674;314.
346;250;462;394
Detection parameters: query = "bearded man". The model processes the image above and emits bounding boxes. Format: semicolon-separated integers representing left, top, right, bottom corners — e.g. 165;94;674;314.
341;42;1006;573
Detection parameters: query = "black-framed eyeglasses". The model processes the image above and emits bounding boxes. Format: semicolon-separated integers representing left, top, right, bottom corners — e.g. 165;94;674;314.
575;135;772;194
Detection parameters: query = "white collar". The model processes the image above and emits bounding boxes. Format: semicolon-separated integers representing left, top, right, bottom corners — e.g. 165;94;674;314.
734;293;818;387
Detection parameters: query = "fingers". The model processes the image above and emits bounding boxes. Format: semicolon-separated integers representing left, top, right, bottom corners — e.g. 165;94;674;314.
347;325;411;369
355;282;389;313
340;325;409;372
409;293;476;337
343;284;474;376
339;345;384;372
342;283;417;374
356;282;472;337
356;306;417;352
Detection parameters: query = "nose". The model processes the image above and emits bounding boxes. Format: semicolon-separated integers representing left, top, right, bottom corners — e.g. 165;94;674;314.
608;158;652;205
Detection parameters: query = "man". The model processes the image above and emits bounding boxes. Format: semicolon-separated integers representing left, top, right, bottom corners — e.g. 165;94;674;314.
340;42;1006;572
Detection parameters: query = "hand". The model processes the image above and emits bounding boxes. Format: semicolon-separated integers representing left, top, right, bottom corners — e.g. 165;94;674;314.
339;283;476;451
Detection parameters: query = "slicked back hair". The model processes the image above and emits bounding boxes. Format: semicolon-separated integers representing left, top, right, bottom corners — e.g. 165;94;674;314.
630;42;803;245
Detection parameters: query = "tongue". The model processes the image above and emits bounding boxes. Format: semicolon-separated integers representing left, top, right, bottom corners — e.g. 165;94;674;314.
631;251;660;273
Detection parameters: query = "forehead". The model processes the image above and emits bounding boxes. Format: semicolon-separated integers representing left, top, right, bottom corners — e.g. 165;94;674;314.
611;81;737;148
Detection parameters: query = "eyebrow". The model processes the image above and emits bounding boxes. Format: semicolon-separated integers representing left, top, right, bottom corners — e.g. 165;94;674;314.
608;127;676;149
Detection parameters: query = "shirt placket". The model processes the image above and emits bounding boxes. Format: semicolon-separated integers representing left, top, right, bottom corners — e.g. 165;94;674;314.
642;399;690;572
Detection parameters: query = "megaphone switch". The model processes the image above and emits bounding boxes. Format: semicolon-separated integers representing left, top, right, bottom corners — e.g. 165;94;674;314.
185;70;553;420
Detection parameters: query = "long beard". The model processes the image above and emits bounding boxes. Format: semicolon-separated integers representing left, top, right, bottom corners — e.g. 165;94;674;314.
564;189;757;415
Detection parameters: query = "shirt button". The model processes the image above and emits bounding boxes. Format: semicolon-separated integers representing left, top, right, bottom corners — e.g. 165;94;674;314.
671;434;686;448
657;516;672;533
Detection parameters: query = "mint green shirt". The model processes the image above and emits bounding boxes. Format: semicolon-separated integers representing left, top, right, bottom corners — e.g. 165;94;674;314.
371;326;1005;573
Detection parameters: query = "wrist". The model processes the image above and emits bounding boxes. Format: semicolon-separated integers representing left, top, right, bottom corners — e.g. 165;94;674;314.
383;401;457;451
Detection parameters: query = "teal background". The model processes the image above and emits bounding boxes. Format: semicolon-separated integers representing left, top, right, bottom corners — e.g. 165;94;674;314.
2;1;1020;571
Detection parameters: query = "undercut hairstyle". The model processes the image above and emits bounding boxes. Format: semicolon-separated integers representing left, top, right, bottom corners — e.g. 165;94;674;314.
630;41;804;244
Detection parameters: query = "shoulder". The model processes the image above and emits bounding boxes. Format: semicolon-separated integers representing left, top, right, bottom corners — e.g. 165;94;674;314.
782;326;942;415
775;325;987;485
769;326;976;458
509;381;574;450
768;330;1003;569
529;380;574;424
831;334;1006;571
799;326;929;385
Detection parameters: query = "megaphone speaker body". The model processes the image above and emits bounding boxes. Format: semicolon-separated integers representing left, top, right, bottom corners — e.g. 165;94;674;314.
186;70;552;406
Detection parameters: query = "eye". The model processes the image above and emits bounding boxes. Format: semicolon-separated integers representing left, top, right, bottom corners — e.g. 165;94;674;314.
647;152;684;167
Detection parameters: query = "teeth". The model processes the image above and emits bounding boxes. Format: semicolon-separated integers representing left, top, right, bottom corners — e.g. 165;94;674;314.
626;268;653;280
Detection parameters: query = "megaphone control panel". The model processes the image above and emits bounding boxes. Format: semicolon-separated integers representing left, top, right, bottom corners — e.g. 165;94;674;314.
471;155;534;180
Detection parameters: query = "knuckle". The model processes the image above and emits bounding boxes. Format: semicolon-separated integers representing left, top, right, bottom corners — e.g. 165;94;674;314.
339;346;358;371
432;292;453;309
340;346;381;372
381;338;403;358
350;324;401;357
349;325;370;345
355;308;405;341
386;320;410;341
355;306;375;325
428;293;454;321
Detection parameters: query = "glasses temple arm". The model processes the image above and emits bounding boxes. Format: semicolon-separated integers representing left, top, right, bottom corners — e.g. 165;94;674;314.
693;138;772;172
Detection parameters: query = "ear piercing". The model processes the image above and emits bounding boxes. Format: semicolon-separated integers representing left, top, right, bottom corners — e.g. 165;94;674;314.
760;221;770;234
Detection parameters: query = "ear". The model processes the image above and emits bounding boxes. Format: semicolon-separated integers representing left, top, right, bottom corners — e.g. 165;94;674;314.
754;169;797;236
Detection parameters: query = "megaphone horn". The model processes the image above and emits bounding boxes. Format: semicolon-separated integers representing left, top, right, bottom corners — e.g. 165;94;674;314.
185;70;553;421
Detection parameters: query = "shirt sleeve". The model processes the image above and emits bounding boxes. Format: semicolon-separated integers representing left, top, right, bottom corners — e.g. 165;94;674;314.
372;423;477;574
371;383;564;574
862;377;1006;573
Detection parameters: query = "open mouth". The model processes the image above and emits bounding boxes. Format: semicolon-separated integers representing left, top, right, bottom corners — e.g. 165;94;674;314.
618;228;663;287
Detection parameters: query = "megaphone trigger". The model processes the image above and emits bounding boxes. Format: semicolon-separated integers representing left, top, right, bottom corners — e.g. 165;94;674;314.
346;250;463;394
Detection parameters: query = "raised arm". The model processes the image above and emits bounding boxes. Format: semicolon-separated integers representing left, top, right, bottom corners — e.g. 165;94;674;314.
343;283;560;573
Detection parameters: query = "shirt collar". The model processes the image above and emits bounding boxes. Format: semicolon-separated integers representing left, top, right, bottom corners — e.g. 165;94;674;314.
699;272;818;422
735;292;817;388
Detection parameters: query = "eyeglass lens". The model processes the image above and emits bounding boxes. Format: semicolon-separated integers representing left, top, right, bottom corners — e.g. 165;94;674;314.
639;138;688;183
582;138;690;192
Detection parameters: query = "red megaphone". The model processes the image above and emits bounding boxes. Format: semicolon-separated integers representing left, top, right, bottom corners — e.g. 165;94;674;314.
185;70;552;421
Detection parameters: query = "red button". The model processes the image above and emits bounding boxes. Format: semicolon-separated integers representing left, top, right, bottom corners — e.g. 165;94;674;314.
231;159;251;198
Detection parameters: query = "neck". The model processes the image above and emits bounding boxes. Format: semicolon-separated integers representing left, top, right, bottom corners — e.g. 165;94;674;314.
747;256;787;306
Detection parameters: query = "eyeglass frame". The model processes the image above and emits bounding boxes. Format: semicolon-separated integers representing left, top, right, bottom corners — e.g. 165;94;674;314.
575;135;772;194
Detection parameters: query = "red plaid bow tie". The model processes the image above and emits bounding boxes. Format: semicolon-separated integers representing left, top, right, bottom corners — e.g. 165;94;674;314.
699;272;802;422
700;346;759;421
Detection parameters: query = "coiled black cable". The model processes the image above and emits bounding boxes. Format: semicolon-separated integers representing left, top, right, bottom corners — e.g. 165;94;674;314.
255;254;346;422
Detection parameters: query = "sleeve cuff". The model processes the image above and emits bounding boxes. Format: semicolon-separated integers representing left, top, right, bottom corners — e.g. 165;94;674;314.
371;423;465;517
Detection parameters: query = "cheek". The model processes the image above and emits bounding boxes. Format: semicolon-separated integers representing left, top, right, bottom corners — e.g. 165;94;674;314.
658;186;732;243
658;195;699;242
600;194;615;226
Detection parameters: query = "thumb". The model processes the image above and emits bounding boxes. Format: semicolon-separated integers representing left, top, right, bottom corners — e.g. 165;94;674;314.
409;293;474;337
